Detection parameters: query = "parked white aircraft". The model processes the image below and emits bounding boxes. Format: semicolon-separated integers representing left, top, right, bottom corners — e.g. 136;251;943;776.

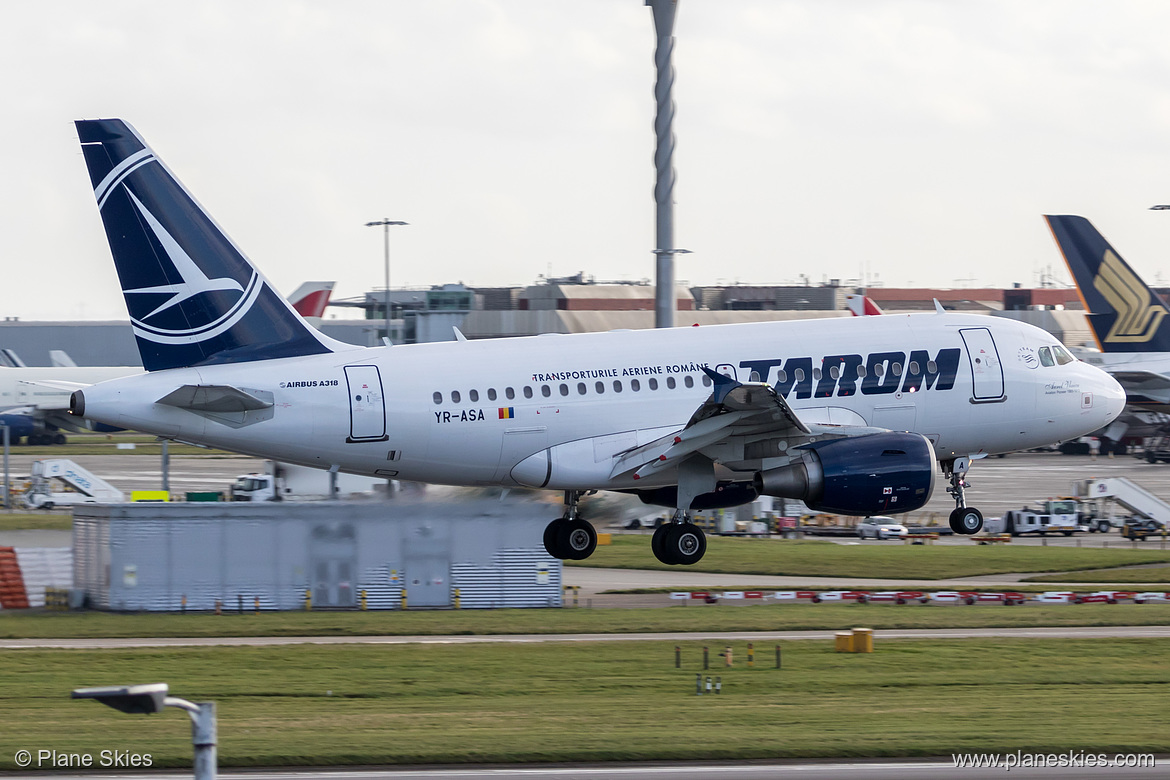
68;119;1125;564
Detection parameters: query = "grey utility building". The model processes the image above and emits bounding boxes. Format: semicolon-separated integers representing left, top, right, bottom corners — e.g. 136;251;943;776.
73;500;562;612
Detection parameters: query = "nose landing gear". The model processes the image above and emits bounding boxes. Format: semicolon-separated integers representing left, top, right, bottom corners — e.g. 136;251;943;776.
945;457;984;534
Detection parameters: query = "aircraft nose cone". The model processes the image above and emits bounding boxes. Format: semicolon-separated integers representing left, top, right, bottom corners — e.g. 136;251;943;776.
1099;371;1126;424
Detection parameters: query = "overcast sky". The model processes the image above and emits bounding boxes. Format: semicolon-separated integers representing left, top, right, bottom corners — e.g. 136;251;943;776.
6;0;1170;320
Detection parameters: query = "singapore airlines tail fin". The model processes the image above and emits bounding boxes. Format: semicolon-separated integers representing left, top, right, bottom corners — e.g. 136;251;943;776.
75;119;350;371
1045;214;1170;353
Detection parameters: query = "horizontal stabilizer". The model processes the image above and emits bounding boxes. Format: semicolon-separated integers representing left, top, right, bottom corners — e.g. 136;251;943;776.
157;384;273;413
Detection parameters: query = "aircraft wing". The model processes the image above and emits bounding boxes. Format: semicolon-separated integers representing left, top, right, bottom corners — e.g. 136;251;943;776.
610;369;882;481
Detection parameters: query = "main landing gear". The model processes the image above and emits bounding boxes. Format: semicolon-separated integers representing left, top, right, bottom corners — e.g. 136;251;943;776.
945;457;984;535
651;511;707;566
543;491;598;561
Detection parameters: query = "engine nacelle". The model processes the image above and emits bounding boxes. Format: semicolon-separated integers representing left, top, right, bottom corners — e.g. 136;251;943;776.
754;432;936;515
632;480;760;510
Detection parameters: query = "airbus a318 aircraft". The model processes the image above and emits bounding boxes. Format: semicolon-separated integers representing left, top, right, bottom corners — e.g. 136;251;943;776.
67;119;1124;565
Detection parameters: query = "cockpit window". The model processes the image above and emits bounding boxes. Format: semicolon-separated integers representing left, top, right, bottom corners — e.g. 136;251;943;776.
1038;346;1054;367
1053;345;1075;365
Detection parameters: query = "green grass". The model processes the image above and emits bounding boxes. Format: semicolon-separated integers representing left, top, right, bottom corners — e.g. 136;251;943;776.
0;638;1166;768
0;513;72;531
1027;566;1170;584
571;535;1170;579
2;602;1169;639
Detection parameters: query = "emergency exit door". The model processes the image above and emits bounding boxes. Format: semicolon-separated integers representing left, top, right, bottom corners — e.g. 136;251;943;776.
959;328;1004;401
344;365;388;443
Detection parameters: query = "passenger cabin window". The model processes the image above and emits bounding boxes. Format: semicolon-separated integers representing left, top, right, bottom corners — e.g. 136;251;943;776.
684;375;694;388
487;388;497;401
631;379;641;391
506;387;515;400
560;384;569;396
433;392;442;405
702;375;712;386
649;378;659;390
1039;347;1054;367
613;380;623;393
523;386;534;399
578;382;587;395
666;377;676;389
595;381;605;394
469;389;479;402
451;390;461;403
541;385;551;398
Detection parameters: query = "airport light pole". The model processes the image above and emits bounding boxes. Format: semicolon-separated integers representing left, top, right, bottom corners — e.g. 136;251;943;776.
72;683;216;779
648;0;681;329
364;219;409;342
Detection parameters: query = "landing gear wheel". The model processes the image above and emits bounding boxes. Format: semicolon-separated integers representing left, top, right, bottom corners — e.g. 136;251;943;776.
53;433;66;445
651;523;672;564
557;518;597;561
949;506;983;535
658;523;707;566
543;520;562;558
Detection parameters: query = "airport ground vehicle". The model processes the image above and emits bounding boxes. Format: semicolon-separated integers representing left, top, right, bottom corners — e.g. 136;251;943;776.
1073;478;1170;534
22;459;124;509
856;516;907;540
1121;519;1166;541
229;462;387;501
985;500;1084;536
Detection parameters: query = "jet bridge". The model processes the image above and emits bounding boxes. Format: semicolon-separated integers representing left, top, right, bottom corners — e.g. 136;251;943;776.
1074;478;1170;529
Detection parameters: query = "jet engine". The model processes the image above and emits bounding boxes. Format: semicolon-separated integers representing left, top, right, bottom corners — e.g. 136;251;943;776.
754;432;936;515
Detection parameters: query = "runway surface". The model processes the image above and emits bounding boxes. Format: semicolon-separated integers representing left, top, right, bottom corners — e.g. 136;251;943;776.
6;758;1167;778
3;624;1168;650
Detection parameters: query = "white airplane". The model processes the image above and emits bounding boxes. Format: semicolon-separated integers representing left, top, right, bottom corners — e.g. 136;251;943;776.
68;119;1125;565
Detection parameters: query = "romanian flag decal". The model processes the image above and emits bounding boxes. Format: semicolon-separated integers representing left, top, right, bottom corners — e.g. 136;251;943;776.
498;407;515;420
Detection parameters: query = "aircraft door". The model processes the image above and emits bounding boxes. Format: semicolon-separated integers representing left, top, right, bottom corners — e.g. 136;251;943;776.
344;365;389;443
959;328;1004;401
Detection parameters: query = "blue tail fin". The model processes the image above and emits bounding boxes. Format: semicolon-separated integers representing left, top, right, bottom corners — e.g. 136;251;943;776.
1045;214;1170;353
76;119;343;371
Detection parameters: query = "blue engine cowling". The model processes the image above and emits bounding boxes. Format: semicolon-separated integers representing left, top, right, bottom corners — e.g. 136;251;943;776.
754;432;936;515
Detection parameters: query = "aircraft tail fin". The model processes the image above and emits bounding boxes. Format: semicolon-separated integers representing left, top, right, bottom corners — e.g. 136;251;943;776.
844;293;883;316
75;119;349;371
287;282;335;318
1045;214;1170;353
